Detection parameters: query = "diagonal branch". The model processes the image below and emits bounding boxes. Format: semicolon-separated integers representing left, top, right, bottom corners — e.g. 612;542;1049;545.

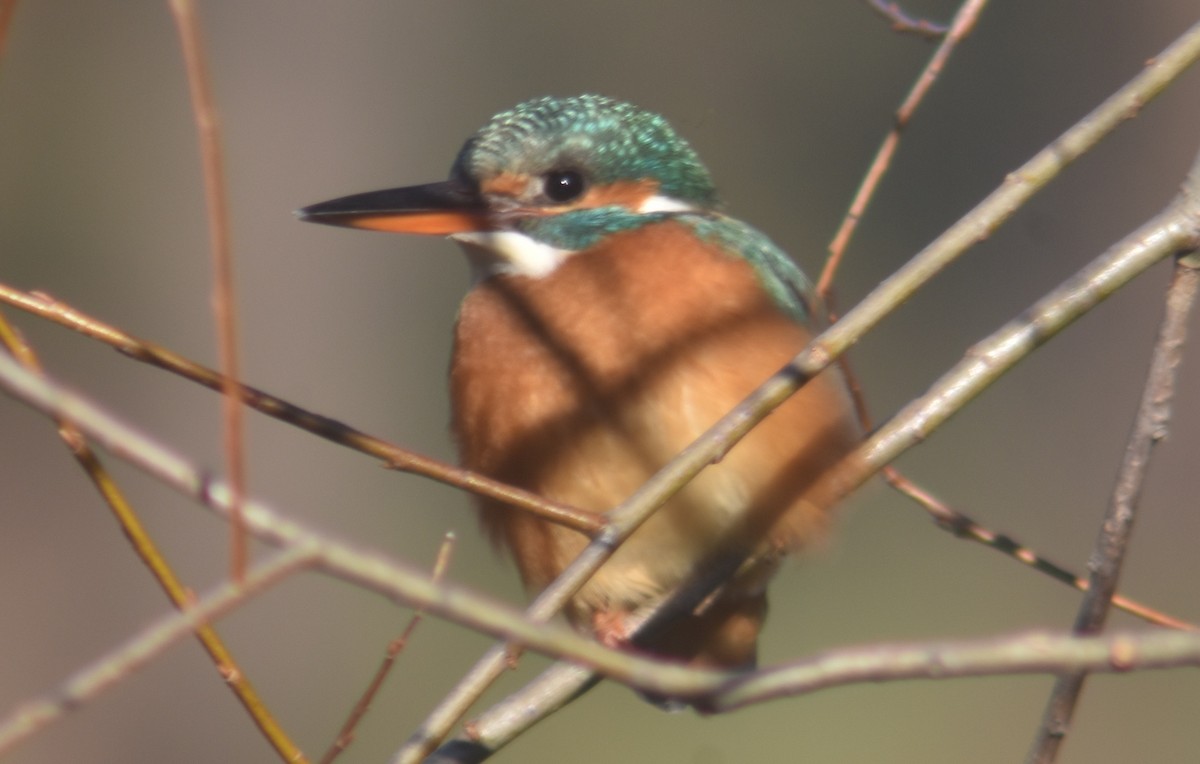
865;0;949;39
822;0;989;296
0;283;600;537
0;547;316;757
885;467;1195;630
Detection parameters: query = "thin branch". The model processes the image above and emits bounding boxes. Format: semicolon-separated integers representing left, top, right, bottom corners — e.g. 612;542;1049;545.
865;0;948;39
1025;227;1200;760
840;288;1190;628
820;0;990;298
0;0;19;63
320;533;457;764
0;283;600;537
455;664;598;762
0;313;310;763
168;0;248;581
0;547;315;758
850;199;1198;515
707;628;1200;712
885;467;1196;630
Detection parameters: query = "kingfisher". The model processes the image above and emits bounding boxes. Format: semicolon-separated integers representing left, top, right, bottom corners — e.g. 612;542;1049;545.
299;95;861;671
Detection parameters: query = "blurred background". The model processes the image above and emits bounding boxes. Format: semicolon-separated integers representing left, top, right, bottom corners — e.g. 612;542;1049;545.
1;1;1198;762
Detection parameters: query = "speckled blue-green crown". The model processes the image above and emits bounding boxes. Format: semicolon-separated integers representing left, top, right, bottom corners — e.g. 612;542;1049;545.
451;95;719;207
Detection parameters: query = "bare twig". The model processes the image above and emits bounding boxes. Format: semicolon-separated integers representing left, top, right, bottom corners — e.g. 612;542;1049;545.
849;199;1198;516
0;312;310;763
1025;167;1200;762
821;0;990;298
168;0;248;581
0;547;315;757
865;0;948;39
885;467;1196;630
320;533;457;764
0;283;600;536
708;628;1200;711
436;623;1200;758
0;0;19;62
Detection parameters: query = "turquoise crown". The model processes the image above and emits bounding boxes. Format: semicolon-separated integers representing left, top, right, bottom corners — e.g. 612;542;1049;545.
451;95;719;208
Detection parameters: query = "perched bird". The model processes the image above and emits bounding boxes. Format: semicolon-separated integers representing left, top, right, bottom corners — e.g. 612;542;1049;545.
299;95;860;671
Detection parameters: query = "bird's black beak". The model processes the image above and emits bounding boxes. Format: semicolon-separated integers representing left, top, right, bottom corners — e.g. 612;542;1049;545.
296;180;492;235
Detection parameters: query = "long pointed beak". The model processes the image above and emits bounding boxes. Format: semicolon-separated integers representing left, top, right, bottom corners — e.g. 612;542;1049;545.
296;180;493;235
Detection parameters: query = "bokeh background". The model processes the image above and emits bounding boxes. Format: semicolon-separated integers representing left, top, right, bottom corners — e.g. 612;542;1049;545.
2;1;1199;762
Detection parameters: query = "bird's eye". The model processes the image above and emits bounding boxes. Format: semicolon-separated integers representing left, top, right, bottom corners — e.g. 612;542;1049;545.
543;169;586;203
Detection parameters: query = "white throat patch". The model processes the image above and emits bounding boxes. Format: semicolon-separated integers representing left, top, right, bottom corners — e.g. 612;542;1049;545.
451;230;575;280
637;195;696;214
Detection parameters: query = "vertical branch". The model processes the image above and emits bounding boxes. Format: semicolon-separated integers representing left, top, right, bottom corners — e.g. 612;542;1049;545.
1025;251;1200;763
0;0;19;62
168;0;248;581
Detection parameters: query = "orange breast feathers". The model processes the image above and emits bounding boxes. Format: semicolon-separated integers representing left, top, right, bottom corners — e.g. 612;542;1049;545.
449;219;861;667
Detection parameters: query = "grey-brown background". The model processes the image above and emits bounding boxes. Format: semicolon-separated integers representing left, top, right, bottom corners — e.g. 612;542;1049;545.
1;2;1198;762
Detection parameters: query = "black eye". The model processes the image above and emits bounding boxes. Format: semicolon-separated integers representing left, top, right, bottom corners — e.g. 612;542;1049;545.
543;169;586;203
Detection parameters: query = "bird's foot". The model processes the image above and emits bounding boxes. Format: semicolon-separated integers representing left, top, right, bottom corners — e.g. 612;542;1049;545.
591;608;633;648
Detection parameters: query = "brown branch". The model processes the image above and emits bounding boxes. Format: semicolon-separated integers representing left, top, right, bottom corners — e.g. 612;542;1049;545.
885;467;1196;630
0;283;600;537
0;0;19;63
168;0;248;581
320;533;457;764
820;0;990;298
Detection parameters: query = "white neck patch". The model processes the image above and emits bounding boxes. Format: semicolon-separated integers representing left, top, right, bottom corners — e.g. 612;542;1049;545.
451;230;575;281
637;195;697;214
